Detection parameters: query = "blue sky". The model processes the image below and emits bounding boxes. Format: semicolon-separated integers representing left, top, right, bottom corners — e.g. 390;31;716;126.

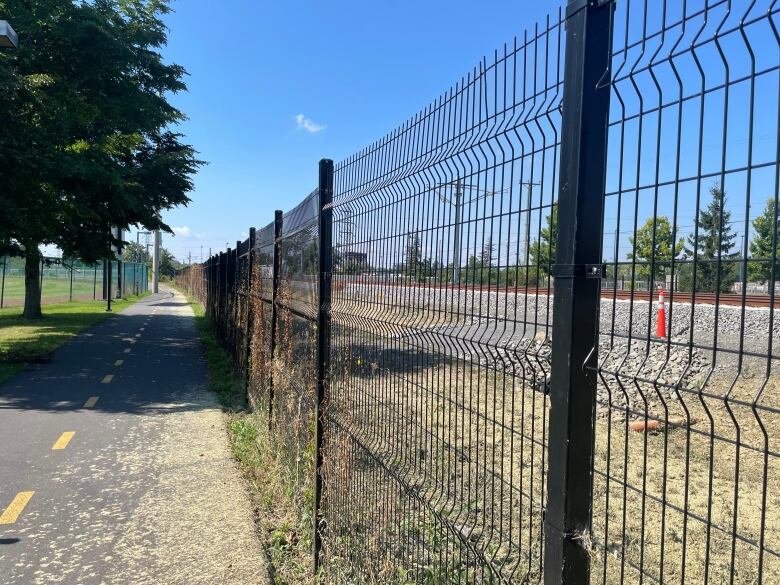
158;0;564;262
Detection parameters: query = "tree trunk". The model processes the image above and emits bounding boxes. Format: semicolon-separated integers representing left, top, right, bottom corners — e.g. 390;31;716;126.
23;245;42;319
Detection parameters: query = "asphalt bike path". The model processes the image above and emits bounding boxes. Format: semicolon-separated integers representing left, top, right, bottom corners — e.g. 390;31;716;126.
0;286;268;584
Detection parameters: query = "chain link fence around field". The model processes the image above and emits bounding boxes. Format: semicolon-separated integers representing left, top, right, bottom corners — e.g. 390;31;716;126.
175;0;780;583
0;256;149;308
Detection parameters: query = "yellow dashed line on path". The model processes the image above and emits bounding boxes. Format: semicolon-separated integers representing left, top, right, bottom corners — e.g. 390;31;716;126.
52;431;75;450
123;348;131;354
84;396;99;408
0;492;34;525
101;375;114;384
134;333;141;338
114;360;124;367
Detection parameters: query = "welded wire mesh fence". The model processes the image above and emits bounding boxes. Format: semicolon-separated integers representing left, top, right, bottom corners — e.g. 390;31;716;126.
175;0;779;582
0;256;148;308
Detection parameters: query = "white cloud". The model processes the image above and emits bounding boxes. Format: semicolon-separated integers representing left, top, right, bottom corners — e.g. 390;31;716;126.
172;226;196;238
295;113;326;134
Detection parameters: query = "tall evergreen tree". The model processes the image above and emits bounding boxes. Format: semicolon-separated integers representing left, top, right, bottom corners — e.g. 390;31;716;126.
480;235;494;267
0;1;201;318
681;184;738;293
404;233;423;278
748;198;779;283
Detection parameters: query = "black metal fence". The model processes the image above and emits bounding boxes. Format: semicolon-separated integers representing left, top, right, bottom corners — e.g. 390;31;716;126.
175;0;779;582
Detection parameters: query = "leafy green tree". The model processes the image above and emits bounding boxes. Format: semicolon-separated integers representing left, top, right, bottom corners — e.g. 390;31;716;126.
123;242;149;264
0;0;201;318
749;198;779;283
627;216;684;282
158;248;183;279
528;204;558;281
680;184;738;293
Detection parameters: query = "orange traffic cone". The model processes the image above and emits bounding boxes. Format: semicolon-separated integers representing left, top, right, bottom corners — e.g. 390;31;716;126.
656;286;667;338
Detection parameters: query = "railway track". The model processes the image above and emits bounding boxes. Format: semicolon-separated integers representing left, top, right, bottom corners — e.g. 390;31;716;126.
344;278;779;308
602;289;779;308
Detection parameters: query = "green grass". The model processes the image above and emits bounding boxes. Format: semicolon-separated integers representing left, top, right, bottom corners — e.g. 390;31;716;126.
0;293;149;384
1;275;102;303
183;296;246;409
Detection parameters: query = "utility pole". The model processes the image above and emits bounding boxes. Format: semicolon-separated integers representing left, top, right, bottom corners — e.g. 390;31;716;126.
521;181;541;264
433;177;495;285
188;251;192;265
452;178;463;285
152;230;161;293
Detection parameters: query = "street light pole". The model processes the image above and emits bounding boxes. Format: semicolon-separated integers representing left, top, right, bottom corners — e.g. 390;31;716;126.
0;22;17;308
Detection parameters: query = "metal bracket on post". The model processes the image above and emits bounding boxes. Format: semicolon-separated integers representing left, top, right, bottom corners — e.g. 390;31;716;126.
312;159;334;576
550;263;607;279
268;210;283;430
544;0;614;584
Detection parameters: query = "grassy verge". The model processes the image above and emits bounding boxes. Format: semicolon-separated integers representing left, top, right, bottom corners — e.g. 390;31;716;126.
180;292;314;585
0;293;149;384
186;299;246;409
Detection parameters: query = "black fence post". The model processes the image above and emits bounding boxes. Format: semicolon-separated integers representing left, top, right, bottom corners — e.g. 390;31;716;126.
69;263;74;302
234;241;241;356
269;210;283;428
244;227;256;402
106;261;113;312
1;256;7;308
220;251;228;342
205;258;210;316
544;1;614;584
312;159;334;575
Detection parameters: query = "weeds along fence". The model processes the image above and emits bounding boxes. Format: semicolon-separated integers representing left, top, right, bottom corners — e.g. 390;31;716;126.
0;256;148;308
175;0;780;582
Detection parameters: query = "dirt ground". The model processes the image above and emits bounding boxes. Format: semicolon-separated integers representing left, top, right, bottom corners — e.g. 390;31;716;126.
319;323;779;584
